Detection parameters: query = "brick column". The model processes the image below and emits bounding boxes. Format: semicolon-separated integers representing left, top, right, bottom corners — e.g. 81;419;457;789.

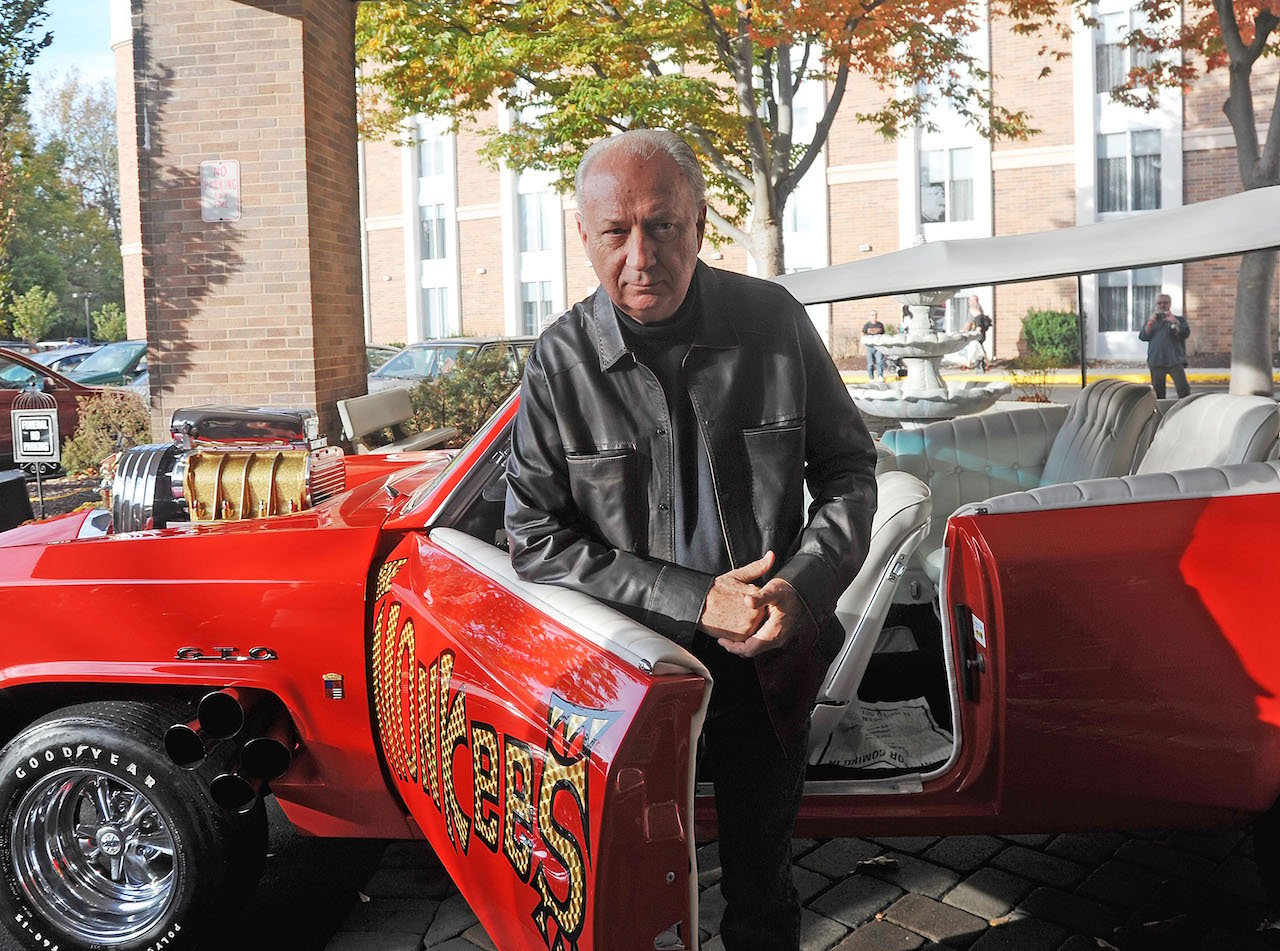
115;0;365;441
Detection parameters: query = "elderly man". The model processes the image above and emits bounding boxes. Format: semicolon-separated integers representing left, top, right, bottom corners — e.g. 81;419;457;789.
504;129;877;950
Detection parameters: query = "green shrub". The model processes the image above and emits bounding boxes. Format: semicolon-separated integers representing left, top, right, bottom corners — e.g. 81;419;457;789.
407;349;522;446
1022;309;1080;365
61;389;152;477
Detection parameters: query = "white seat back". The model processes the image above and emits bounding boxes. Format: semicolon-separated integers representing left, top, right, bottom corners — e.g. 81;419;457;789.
808;470;931;762
1134;393;1280;474
1040;379;1155;485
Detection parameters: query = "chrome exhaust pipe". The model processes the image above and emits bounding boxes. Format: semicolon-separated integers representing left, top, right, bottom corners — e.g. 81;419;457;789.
240;717;295;780
163;688;248;769
163;718;209;768
197;687;246;738
210;772;262;814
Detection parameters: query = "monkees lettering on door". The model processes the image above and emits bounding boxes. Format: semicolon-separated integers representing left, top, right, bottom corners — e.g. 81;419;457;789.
371;558;617;950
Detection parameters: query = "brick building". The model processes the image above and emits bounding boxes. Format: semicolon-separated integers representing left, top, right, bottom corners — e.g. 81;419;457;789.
358;2;1278;367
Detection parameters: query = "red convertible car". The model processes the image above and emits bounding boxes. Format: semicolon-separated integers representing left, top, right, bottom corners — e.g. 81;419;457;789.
1;192;1279;951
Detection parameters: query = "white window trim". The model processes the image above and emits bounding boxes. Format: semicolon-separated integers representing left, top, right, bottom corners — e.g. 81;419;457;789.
403;117;461;342
1075;1;1183;360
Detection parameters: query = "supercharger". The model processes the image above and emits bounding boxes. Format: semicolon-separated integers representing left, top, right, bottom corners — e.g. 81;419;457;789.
108;405;347;533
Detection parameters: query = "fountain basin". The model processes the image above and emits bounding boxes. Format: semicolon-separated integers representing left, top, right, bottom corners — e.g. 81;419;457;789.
850;380;1012;424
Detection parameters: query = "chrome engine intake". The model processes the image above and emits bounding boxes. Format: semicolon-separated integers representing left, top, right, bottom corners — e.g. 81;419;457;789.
109;405;346;533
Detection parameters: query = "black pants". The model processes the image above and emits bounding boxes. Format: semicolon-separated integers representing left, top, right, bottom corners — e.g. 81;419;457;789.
1149;364;1190;399
697;638;808;951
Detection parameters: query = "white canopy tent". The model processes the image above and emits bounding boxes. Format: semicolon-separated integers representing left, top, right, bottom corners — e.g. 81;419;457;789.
773;185;1280;305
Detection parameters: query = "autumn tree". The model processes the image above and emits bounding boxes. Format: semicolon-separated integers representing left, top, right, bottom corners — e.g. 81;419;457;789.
1042;0;1280;394
0;0;51;299
357;0;1052;276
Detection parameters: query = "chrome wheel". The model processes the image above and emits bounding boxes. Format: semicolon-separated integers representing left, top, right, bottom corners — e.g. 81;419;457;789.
10;767;178;945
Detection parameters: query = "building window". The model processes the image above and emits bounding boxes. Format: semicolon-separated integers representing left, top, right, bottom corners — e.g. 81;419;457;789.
420;203;447;260
417;136;446;178
1095;10;1157;96
421;286;448;338
1097;130;1161;213
1098;266;1161;332
519;191;559;253
520;281;554;335
920;148;974;224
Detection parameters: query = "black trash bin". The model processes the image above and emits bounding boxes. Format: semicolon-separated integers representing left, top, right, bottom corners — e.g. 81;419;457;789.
0;469;34;532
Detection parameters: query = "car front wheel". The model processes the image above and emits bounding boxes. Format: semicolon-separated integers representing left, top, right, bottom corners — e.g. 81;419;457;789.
0;701;265;951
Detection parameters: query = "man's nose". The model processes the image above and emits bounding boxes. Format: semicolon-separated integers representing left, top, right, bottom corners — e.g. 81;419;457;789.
624;227;656;270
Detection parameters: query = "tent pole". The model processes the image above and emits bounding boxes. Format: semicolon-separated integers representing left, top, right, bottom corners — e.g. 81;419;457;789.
1077;274;1088;389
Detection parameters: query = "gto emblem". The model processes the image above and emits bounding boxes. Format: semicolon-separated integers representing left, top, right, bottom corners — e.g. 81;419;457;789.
174;646;279;662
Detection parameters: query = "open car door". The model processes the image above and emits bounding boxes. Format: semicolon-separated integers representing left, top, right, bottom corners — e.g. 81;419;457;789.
368;525;710;951
942;480;1280;832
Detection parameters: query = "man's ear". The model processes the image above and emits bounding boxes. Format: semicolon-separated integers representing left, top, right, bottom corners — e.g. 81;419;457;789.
575;212;587;250
695;202;707;249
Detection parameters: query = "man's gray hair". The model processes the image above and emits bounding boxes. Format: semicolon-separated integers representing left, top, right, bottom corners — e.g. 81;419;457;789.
574;129;706;207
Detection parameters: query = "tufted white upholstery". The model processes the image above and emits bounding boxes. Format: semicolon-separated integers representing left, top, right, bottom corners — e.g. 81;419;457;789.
1133;393;1280;475
880;379;1155;584
809;470;932;762
1040;378;1158;484
879;403;1067;561
957;459;1280;516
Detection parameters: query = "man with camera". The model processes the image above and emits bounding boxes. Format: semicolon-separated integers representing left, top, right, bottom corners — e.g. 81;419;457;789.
1138;293;1191;399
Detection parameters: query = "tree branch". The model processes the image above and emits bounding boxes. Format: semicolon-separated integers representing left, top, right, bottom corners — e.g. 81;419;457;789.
1215;0;1261;181
779;53;851;200
706;204;752;249
686;128;754;192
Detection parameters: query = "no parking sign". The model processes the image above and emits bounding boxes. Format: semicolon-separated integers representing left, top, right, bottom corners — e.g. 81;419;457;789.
11;408;60;465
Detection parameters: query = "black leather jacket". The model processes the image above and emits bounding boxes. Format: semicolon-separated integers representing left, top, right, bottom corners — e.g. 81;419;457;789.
504;265;878;731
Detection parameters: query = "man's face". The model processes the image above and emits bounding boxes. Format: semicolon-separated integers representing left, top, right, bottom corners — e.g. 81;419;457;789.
576;148;707;324
1156;295;1171;313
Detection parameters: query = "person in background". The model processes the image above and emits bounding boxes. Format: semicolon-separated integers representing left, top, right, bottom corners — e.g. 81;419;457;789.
1138;293;1191;398
505;129;878;951
899;303;913;336
962;295;992;373
862;309;886;381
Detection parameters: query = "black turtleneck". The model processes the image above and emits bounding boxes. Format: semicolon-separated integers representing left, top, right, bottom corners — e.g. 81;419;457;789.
614;276;729;583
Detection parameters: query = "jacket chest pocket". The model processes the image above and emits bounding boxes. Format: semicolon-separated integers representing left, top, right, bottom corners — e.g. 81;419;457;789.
566;447;646;553
741;421;805;535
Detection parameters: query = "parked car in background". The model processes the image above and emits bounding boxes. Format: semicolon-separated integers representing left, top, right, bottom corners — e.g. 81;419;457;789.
67;339;147;386
0;341;37;355
30;344;103;376
368;336;534;392
0;347;96;469
366;344;401;373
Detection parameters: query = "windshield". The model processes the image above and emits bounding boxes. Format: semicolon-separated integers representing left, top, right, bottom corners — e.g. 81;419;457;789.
375;344;477;380
74;341;143;375
0;356;41;389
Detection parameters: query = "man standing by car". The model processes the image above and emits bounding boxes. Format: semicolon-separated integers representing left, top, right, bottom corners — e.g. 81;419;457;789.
504;129;878;950
1139;293;1191;398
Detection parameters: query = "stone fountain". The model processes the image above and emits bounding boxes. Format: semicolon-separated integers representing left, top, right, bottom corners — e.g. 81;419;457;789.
851;291;1010;426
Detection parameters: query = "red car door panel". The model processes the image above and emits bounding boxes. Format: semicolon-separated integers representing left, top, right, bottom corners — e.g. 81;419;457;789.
371;531;707;951
946;492;1280;830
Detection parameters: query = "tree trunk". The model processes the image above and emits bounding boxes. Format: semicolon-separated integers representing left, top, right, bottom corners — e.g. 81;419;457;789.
1229;248;1277;395
750;216;786;277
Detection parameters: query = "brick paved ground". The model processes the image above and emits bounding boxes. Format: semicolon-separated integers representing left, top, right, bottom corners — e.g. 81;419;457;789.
323;827;1280;951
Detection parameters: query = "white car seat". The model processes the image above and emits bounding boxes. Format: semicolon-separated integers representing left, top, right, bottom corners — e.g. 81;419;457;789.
880;379;1155;587
808;470;932;763
1134;393;1280;474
